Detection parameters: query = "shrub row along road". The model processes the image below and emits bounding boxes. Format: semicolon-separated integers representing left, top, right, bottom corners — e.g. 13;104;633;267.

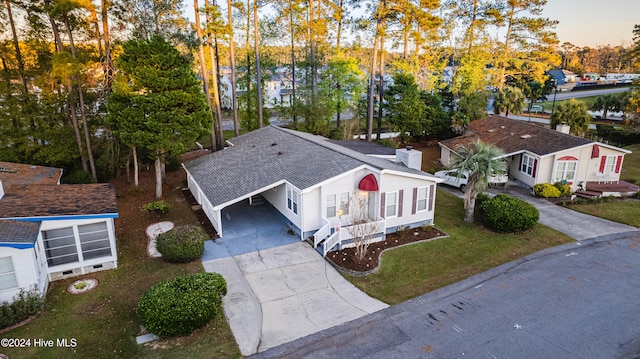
253;231;640;358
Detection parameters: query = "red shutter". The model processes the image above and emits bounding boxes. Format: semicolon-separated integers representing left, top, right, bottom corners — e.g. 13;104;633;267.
532;159;538;178
398;190;404;217
599;156;606;173
411;187;418;215
615;156;623;173
380;193;386;218
428;184;435;212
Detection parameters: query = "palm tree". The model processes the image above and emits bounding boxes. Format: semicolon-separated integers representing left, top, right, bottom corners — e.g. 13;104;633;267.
550;98;591;137
450;140;507;223
591;94;621;120
493;86;524;116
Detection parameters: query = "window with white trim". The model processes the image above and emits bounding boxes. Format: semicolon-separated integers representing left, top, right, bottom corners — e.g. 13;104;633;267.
417;187;429;212
0;257;18;291
287;186;299;215
43;227;79;266
555;161;577;182
521;154;535;176
604;155;617;174
326;192;350;218
385;191;398;217
78;222;112;260
326;194;337;218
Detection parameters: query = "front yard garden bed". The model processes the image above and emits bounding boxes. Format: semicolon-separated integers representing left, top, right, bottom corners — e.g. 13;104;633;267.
327;226;447;274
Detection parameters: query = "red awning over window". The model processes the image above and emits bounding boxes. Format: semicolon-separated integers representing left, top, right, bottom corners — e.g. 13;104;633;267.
591;144;600;158
558;156;578;161
358;174;379;192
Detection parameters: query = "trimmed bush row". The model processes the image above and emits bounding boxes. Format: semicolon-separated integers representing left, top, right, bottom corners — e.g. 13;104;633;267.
156;225;206;263
480;194;539;233
0;289;44;330
137;273;227;337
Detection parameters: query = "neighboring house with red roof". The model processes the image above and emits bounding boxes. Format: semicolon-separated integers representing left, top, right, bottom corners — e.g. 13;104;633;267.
183;126;442;256
0;162;118;304
439;116;637;197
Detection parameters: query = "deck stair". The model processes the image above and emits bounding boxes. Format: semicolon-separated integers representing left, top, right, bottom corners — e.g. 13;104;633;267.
574;190;602;199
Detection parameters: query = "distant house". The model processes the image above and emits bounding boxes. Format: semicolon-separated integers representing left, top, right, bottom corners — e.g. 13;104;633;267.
0;162;118;303
183;126;442;256
439;116;637;197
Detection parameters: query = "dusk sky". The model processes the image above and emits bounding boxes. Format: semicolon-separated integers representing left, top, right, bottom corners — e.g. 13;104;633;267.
183;0;639;48
542;0;639;47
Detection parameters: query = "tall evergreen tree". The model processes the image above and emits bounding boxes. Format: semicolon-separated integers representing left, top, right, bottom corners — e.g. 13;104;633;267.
107;36;210;198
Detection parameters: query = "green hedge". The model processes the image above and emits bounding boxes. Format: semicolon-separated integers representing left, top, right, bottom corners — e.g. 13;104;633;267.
480;194;539;233
156;225;206;263
137;273;227;337
143;200;171;214
0;289;44;330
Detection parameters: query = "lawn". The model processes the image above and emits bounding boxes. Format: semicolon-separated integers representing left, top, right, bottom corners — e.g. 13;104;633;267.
621;144;640;183
345;190;574;305
2;169;241;359
565;199;640;227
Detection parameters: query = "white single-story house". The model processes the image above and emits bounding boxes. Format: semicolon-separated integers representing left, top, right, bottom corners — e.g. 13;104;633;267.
0;162;118;304
439;116;638;197
183;126;442;256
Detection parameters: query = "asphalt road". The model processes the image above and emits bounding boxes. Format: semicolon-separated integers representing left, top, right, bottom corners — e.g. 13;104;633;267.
553;86;631;101
253;231;640;359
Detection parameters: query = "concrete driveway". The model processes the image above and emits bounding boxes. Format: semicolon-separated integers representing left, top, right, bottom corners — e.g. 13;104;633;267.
202;241;388;356
253;231;640;358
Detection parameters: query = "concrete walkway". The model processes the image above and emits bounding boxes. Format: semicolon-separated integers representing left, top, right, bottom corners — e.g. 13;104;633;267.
202;241;388;356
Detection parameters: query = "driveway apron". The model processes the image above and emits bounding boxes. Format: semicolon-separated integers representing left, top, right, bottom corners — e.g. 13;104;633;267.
203;241;388;356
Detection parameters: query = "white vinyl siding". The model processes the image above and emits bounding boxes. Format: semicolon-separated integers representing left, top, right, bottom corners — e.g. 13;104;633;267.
0;257;18;291
417;187;429;212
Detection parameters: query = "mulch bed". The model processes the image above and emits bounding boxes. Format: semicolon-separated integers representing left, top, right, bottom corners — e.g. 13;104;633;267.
326;226;447;274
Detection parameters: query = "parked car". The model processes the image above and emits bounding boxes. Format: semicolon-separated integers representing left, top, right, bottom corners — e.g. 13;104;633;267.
435;169;509;192
435;170;468;192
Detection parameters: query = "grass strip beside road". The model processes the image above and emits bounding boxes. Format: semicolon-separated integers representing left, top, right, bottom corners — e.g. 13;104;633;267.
345;190;574;305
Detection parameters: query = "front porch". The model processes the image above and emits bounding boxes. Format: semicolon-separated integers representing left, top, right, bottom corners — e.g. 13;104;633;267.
579;180;640;198
312;217;386;257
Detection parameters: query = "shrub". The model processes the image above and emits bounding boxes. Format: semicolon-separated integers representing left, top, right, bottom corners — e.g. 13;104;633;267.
533;183;561;198
553;182;572;197
61;170;95;184
0;289;45;330
156;225;207;263
480;194;539;233
143;200;171;214
137;273;227;337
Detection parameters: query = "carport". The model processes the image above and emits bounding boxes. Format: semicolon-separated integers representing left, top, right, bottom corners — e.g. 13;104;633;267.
201;199;299;261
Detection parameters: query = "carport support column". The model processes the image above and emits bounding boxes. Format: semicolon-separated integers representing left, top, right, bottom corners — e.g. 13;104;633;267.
216;210;223;237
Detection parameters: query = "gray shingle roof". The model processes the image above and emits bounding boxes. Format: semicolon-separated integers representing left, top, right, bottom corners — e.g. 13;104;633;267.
0;220;41;244
330;140;397;156
184;126;435;208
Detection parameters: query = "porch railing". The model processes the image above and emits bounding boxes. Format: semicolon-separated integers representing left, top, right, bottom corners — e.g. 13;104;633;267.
338;218;386;242
323;231;341;257
313;218;331;247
